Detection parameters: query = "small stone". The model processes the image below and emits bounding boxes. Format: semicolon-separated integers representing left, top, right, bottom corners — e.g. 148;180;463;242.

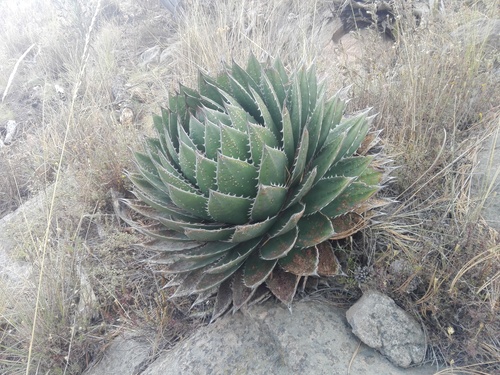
120;107;134;126
4;120;17;145
139;45;161;68
346;290;427;368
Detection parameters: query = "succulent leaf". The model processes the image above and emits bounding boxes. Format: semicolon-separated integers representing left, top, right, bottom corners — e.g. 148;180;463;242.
321;182;380;218
216;154;258;197
207;190;253;225
295;212;336;248
268;202;305;238
250;184;288;222
258;146;287;186
265;267;300;306
260;226;299;260
205;238;261;274
243;251;278;288
302;176;354;215
247;123;279;166
230;217;277;243
278;245;320;276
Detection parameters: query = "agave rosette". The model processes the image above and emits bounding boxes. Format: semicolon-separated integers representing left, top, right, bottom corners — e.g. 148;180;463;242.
122;55;386;318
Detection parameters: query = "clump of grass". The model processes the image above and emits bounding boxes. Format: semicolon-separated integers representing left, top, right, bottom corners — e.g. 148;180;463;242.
333;1;500;371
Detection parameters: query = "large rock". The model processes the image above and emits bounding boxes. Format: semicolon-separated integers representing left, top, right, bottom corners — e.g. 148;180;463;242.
346;290;427;368
83;333;151;375
142;299;435;375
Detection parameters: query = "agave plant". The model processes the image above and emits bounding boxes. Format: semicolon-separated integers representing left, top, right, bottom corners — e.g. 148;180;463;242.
120;55;387;319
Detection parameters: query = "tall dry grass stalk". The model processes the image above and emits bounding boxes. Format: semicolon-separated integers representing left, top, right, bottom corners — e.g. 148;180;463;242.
25;2;102;374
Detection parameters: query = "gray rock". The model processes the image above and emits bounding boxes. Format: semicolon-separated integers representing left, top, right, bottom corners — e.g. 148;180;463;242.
474;133;500;230
346;290;427;368
143;299;435;375
83;333;151;375
139;45;161;68
451;19;500;52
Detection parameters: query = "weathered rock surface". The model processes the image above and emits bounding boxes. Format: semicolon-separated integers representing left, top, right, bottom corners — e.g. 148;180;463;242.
140;299;435;375
346;290;427;368
83;333;151;375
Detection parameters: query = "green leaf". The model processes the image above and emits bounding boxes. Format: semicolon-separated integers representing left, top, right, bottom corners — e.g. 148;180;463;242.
130;178;194;219
228;73;261;121
250;184;287;222
246;53;262;86
195;153;217;195
206;237;261;274
268;202;305;238
265;68;287;108
231;59;259;92
247;123;279;167
231;267;256;312
273;57;289;87
321;182;380;217
289;78;302;143
152;113;164;136
342;113;371;158
281;107;295;167
306;65;318;113
220;124;250;161
207;190;253;225
203;107;231;126
167;184;211;220
171;267;208;298
134;151;157;176
305;97;324;162
226;103;250;132
357;166;383;186
154;159;197;194
157;147;182;176
325;156;374;179
260;71;283;129
163;105;178;149
250;87;279;139
183;226;235;241
258;146;287;186
298;67;310;126
285;168;317;209
260;227;298;260
140;238;201;252
189;116;206;152
199;72;225;105
178;140;197;185
230;216;276;243
217;154;258;197
182;242;238;259
134;154;172;196
289;129;309;186
156;213;221;232
195;260;241;293
204;120;221;160
309;131;345;183
278;245;319;276
162;252;225;274
318;96;345;150
302;176;354;215
243;251;278;288
295;212;336;248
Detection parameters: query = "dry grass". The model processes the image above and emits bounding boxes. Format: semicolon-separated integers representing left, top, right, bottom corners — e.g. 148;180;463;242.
0;0;499;373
